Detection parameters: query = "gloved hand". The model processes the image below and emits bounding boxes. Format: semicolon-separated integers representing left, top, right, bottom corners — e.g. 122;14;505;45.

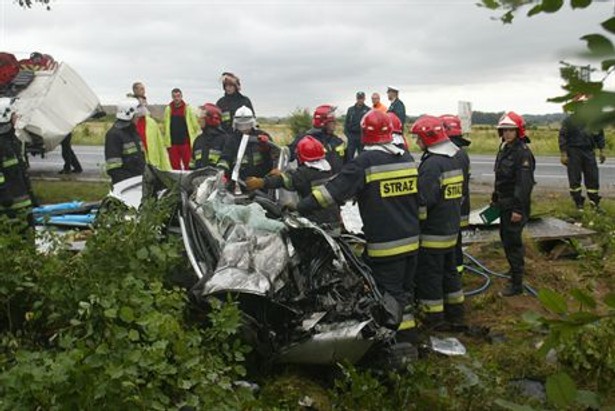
560;153;568;166
245;177;265;191
490;192;498;206
599;150;606;164
267;168;282;176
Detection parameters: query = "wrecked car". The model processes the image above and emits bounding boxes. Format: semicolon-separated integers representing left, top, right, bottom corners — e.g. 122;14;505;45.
171;167;405;366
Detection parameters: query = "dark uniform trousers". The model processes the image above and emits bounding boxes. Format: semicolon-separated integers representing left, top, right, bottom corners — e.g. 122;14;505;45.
566;146;600;207
499;208;528;285
368;254;418;333
416;248;464;326
345;132;362;162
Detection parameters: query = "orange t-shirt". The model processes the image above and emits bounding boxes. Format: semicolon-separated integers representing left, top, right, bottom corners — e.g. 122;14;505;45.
373;102;387;112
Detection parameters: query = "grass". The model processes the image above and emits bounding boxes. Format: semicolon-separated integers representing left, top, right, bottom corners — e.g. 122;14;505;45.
72;119;615;156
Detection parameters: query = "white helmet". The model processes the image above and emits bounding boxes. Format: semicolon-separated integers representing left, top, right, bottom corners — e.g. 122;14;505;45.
0;97;14;124
116;98;141;121
232;105;256;131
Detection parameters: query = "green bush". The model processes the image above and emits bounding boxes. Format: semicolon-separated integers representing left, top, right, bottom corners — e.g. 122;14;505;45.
558;317;615;393
0;200;254;410
287;107;312;138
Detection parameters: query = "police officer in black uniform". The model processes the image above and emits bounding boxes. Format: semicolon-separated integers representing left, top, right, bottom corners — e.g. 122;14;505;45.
245;135;341;231
288;104;346;174
386;86;406;126
298;109;420;345
559;97;606;211
411;115;464;328
191;103;229;169
216;72;254;135
104;98;146;185
492;112;535;296
0;98;34;227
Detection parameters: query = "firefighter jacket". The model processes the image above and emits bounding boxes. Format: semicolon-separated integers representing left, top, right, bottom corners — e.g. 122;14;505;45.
216;92;254;133
163;102;200;147
218;128;274;180
344;103;371;136
137;116;172;171
0;128;32;212
298;145;419;259
492;139;535;216
104;121;146;185
387;98;406;126
453;146;471;228
418;151;463;252
288;128;346;174
264;163;340;227
191;126;229;169
559;115;605;151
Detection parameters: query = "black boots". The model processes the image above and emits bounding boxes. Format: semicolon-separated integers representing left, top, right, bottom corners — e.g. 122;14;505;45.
501;283;524;297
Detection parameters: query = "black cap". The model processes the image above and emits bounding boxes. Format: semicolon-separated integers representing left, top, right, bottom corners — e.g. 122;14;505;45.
356;91;365;98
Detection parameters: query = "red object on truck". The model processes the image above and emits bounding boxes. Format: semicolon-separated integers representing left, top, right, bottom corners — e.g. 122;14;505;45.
0;52;20;86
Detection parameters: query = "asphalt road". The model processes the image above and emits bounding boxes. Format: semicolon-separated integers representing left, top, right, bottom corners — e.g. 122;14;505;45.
28;146;615;194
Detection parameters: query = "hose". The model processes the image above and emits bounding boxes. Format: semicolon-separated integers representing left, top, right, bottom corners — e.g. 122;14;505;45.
463;251;538;297
462;265;492;297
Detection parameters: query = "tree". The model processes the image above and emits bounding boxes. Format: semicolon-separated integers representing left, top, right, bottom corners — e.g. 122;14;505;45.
17;0;51;9
479;0;615;129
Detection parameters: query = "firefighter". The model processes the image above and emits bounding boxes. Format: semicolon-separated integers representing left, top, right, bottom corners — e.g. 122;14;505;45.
440;114;471;275
245;135;341;232
104;98;146;185
492;112;535;296
288;104;346;174
298;109;420;344
217;105;274;188
216;72;254;134
411;115;464;329
388;112;408;151
559;96;606;211
0;97;33;227
190;103;228;169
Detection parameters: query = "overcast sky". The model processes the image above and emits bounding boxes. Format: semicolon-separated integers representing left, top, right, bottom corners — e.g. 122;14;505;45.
1;0;613;116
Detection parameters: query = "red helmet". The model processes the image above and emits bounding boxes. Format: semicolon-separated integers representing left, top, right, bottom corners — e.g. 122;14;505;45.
361;109;393;145
200;103;222;127
497;111;526;139
387;112;403;134
312;104;336;128
439;114;462;137
296;135;326;164
410;115;449;147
